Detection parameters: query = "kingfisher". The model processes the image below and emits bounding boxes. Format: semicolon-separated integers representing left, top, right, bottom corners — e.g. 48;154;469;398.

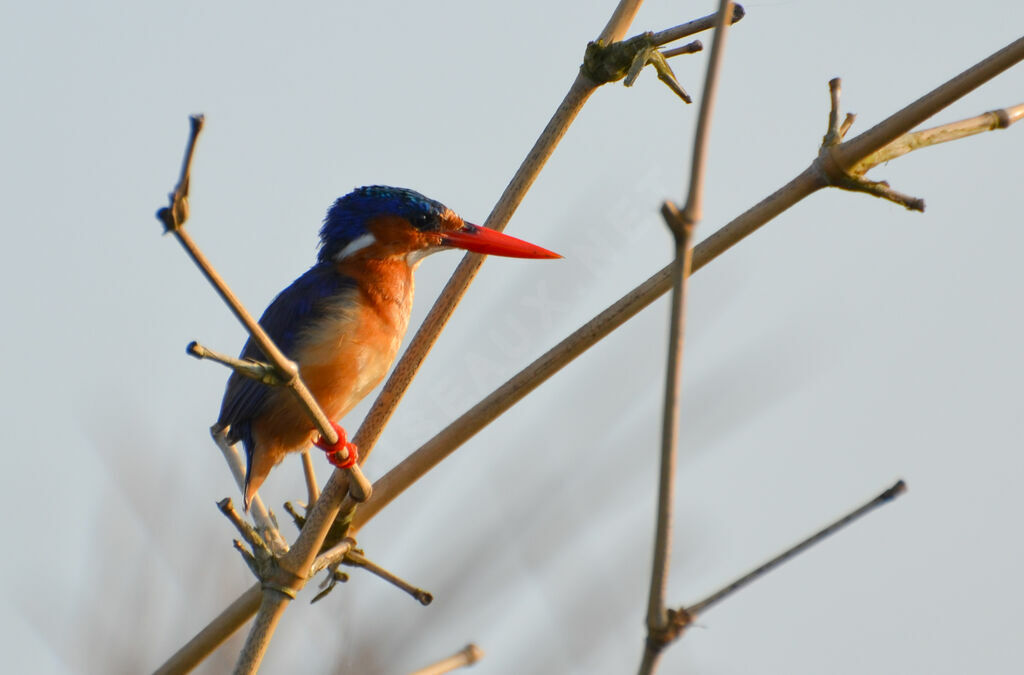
216;186;560;509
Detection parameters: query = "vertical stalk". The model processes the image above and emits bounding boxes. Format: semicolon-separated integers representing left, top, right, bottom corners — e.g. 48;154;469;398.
640;4;733;672
645;211;693;633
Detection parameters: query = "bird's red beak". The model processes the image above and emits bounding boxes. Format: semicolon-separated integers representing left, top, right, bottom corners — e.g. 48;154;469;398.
443;223;561;259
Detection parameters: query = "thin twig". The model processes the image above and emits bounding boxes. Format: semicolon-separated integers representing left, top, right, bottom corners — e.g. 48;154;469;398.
636;480;907;660
647;4;745;48
644;205;693;632
408;644;484;675
642;5;733;673
680;0;732;224
661;40;703;59
686;480;908;616
188;341;283;385
301;450;320;505
344;548;433;606
853;102;1024;172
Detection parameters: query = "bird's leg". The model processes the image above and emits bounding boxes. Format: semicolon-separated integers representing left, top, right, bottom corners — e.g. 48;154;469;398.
313;420;360;469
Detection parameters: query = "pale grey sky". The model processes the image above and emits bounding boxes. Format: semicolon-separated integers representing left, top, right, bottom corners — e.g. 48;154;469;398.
2;1;1023;673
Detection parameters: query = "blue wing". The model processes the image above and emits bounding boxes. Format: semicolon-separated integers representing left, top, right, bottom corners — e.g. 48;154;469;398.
217;262;357;446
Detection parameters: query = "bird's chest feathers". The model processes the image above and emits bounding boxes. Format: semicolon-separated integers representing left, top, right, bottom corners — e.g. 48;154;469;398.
296;260;414;419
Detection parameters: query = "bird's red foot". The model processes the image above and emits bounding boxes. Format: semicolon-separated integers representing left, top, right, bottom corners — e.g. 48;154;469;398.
313;420;359;469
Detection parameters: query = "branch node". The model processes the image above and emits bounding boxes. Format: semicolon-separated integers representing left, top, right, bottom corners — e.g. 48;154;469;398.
584;33;692;102
646;607;694;654
818;79;925;211
990;107;1012;128
660;201;695;242
219;498;306;597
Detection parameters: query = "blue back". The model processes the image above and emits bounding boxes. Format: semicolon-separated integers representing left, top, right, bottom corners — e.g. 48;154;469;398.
217;263;357;449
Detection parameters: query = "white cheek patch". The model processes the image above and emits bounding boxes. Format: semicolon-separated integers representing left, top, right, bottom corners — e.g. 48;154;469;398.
335;233;377;260
405;247;442;267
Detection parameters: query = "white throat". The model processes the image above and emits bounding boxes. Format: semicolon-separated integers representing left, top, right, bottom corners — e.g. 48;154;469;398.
405;247;443;268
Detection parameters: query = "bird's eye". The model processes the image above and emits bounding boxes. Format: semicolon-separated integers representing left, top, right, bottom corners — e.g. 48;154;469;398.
415;213;437;231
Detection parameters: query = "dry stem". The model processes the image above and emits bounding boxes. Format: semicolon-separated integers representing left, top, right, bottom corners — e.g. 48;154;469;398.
408;644;484;675
853;102;1024;172
643;5;733;673
685;480;907;618
152;583;262;675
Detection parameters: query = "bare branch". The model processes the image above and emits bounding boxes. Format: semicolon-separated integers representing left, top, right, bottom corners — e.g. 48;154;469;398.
642;5;734;672
853;102;1024;172
661;40;703;59
647;5;746;48
151;583;262;675
300;450;320;506
188;341;283;386
637;480;907;657
408;644;485;675
344;547;433;606
688;480;908;616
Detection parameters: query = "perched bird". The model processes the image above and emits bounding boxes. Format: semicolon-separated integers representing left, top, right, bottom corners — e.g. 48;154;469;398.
217;186;559;509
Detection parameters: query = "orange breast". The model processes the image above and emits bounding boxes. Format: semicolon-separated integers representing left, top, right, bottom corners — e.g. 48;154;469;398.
249;259;415;479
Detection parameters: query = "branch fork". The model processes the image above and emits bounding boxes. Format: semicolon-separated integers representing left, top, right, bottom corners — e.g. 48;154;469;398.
583;34;698;102
582;5;746;102
219;498;306;599
817;78;926;211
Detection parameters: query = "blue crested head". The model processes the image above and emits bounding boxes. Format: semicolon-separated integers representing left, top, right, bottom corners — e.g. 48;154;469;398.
318;186;451;262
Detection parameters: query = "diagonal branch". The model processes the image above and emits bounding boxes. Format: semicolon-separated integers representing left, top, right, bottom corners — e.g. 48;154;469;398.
408;644;484;675
639;479;908;653
851;102;1024;172
685;480;907;618
342;36;1024;537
